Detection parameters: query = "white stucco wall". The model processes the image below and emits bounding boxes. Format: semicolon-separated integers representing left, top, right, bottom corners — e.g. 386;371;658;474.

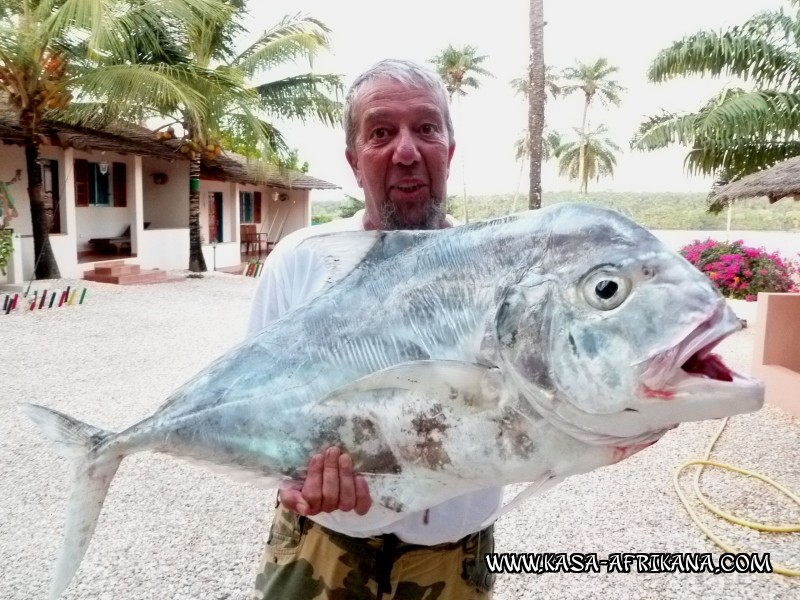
198;180;237;244
141;157;190;229
1;140;321;279
71;148;134;251
261;188;310;243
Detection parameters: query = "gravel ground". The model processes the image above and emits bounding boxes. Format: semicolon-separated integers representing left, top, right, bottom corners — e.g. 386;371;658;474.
1;273;798;600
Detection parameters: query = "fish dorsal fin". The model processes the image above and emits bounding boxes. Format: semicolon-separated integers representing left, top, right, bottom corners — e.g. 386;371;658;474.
318;360;507;413
295;229;433;289
295;230;381;288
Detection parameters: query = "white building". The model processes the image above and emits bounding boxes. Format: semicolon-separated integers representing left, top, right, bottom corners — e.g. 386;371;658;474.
0;115;339;284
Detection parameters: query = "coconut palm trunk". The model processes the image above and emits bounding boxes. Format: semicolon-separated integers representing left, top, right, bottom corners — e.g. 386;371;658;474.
188;153;206;273
23;120;60;279
528;0;545;210
456;94;470;224
578;98;590;194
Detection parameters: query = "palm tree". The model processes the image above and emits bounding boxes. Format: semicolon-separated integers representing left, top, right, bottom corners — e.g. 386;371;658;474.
631;2;800;212
557;125;621;193
0;0;224;279
141;10;343;273
560;58;624;193
511;58;560;212
527;0;546;210
510;65;562;101
430;44;493;223
511;127;561;212
429;44;493;100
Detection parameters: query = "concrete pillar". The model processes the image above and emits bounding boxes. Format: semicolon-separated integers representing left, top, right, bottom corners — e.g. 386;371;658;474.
7;232;23;285
63;148;77;241
132;155;144;252
234;182;241;243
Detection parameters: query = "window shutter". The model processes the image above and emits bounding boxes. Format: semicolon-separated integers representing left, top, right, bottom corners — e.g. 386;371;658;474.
112;162;127;207
254;191;262;223
74;159;89;206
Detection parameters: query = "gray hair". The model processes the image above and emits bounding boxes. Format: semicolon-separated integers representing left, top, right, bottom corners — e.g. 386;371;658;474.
343;58;454;150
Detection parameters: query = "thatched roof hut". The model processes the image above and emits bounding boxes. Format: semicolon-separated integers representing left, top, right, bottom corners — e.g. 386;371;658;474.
0;111;339;190
711;156;800;205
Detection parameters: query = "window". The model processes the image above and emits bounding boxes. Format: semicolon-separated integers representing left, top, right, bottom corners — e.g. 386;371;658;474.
74;159;127;207
240;191;253;223
88;163;110;205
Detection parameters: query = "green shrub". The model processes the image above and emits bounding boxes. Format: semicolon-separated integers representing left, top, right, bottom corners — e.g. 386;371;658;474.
0;229;13;275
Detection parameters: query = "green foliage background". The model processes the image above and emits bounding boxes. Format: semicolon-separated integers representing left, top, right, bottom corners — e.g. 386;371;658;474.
313;192;800;231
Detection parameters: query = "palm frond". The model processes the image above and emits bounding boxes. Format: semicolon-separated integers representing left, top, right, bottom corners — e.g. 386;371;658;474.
66;63;212;129
254;73;343;127
40;0;230;64
632;88;800;152
234;12;331;77
646;29;799;89
221;111;292;166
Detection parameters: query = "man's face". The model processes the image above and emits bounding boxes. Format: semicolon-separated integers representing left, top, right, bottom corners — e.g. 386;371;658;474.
345;77;456;230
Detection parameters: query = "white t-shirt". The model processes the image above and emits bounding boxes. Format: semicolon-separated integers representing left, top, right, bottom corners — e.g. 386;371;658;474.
246;209;503;545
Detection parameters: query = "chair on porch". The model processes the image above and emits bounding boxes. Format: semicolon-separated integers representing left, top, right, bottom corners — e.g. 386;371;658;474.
240;224;259;256
88;222;150;255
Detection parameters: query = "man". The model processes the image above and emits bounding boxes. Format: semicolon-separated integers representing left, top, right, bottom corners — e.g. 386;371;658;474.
247;58;501;600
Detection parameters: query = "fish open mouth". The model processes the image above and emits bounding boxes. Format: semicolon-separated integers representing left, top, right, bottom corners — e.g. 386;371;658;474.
639;306;744;396
680;344;733;382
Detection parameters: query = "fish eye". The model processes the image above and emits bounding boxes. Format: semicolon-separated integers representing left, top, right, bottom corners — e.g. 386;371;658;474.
583;270;631;310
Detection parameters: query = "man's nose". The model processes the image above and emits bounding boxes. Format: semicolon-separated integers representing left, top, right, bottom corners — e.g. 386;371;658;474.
392;128;421;165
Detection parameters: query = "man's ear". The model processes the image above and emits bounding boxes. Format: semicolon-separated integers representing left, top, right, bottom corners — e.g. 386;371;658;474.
345;148;363;188
447;141;456;173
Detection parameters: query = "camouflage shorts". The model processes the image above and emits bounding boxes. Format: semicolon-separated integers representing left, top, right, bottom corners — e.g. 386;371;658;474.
252;503;495;600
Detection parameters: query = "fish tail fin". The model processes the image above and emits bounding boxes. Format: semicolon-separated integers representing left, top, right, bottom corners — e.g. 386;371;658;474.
21;403;121;600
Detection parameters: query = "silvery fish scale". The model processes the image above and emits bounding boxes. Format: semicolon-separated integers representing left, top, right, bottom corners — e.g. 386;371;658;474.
23;202;764;598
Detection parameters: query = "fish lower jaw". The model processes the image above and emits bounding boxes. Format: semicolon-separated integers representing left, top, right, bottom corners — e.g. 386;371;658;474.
636;370;765;424
645;365;761;395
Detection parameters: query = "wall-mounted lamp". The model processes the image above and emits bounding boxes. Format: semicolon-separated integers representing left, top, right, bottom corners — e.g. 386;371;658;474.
98;155;109;175
152;172;168;185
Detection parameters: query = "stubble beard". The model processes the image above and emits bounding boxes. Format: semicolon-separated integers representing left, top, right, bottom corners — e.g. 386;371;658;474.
379;198;447;230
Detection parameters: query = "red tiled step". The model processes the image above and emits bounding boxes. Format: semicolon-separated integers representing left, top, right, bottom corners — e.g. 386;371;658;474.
84;269;168;285
92;264;141;276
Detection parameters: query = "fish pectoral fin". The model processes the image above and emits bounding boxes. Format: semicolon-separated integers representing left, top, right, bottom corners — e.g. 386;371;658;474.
319;360;506;413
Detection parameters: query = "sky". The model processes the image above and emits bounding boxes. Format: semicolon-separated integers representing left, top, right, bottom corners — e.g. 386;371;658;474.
241;0;791;201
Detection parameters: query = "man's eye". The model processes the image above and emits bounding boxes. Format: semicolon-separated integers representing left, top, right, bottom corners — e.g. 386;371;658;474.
420;124;437;134
372;128;389;139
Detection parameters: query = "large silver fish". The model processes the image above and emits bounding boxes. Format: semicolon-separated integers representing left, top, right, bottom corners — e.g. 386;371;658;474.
23;202;763;598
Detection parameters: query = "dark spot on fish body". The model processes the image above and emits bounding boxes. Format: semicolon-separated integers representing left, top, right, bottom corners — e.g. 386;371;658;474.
580;329;599;358
568;333;578;356
356;448;402;475
408;404;452;469
309;416;348;452
494;407;537;460
381;496;405;513
351;416;377;445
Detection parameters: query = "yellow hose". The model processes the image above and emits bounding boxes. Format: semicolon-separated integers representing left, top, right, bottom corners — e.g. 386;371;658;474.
673;417;800;577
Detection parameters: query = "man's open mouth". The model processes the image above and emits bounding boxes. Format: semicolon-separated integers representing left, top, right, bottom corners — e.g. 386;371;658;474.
395;184;424;193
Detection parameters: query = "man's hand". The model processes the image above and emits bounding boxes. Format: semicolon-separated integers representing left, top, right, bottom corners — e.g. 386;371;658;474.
279;447;372;516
